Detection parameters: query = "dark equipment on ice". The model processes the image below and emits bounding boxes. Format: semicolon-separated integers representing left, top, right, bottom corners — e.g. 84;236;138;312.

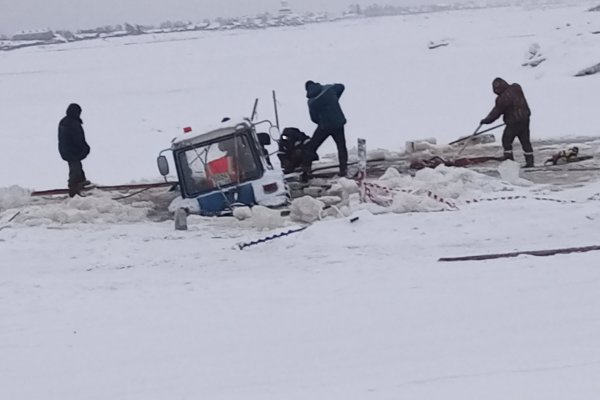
543;147;592;166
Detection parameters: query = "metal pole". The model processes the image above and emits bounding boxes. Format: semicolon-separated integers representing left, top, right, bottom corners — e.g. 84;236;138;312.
250;98;259;121
357;138;367;202
272;90;280;129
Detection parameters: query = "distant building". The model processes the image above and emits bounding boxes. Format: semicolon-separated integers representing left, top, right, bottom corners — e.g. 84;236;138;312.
279;1;293;17
11;30;54;41
55;30;76;41
78;27;111;35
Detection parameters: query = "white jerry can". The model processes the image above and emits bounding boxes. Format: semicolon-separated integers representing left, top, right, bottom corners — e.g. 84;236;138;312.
405;138;437;153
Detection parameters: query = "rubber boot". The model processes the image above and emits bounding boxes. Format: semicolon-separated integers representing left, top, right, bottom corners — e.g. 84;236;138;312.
524;154;535;168
68;181;84;198
503;151;514;161
300;165;311;183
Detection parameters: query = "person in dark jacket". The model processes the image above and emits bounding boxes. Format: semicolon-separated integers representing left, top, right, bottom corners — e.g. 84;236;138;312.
480;77;534;167
302;80;348;181
277;127;312;174
58;103;91;197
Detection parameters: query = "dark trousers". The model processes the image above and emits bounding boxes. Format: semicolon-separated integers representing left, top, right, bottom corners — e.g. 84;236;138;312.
302;126;348;175
68;160;86;197
502;120;533;159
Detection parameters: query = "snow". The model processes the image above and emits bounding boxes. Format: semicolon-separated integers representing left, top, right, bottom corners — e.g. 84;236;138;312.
2;2;600;399
0;186;31;210
384;165;510;201
1;2;600;189
3;191;152;226
246;205;286;230
232;205;253;220
3;181;600;399
167;196;200;214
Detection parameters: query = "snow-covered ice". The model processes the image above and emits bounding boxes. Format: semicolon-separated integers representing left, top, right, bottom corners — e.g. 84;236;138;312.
2;2;600;399
3;178;600;399
1;2;600;188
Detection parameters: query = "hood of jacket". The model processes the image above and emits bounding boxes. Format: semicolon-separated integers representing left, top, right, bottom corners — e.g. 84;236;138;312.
305;81;323;99
492;77;509;95
66;103;82;121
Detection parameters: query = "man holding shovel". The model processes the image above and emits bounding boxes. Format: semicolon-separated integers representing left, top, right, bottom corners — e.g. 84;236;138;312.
480;77;534;167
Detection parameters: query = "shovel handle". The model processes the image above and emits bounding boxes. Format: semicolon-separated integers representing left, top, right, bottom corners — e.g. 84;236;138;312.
448;123;505;145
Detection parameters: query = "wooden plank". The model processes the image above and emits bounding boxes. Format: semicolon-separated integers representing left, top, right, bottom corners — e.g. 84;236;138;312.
31;181;178;197
439;245;600;262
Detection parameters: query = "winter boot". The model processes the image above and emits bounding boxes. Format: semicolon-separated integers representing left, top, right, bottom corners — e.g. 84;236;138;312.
68;181;83;198
524;154;535;168
503;151;514;161
300;169;311;183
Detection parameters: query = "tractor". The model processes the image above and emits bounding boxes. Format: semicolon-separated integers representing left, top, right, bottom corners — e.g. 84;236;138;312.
157;118;289;215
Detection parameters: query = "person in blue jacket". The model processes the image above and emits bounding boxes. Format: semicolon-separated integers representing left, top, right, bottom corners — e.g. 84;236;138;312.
302;80;348;181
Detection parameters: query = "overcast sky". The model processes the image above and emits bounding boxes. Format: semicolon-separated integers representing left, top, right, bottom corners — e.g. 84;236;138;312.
1;0;467;34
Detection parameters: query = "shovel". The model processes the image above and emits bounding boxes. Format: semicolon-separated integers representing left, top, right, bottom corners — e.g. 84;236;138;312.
449;123;505;146
454;124;482;159
452;123;506;159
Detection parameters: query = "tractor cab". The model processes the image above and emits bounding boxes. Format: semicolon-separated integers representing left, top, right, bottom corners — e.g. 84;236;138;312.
157;118;288;215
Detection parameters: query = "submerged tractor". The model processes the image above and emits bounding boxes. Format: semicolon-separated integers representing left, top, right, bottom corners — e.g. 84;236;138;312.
157;118;289;215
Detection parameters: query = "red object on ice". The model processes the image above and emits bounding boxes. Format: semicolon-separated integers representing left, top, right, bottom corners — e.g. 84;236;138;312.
183;127;192;133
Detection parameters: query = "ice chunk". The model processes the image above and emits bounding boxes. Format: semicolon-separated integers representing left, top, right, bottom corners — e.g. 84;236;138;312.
498;160;533;187
250;206;286;230
0;186;31;212
379;167;402;181
290;196;325;223
233;206;252;220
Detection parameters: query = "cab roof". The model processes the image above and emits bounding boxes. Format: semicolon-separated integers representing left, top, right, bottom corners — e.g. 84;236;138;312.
171;118;252;149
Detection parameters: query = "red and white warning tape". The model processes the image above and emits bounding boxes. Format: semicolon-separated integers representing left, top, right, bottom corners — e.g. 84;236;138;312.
361;181;458;210
358;180;585;211
462;195;577;205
